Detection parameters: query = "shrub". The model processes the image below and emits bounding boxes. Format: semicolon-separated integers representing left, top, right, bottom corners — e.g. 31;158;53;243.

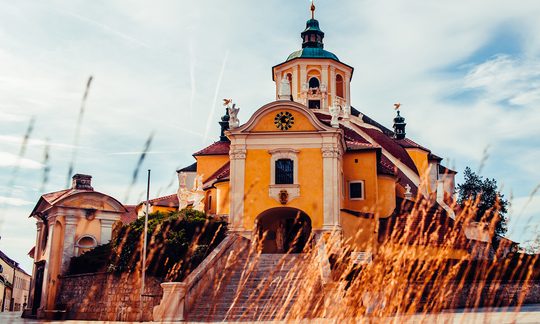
69;243;112;275
69;209;227;281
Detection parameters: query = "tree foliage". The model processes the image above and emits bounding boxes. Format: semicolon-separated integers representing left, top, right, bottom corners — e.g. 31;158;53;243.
457;167;508;237
69;208;227;281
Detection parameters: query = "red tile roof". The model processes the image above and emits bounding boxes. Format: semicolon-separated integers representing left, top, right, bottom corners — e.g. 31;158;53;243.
395;138;431;152
379;155;418;195
193;141;230;156
41;189;72;205
341;125;378;152
177;162;197;172
121;205;138;224
378;154;397;176
358;126;419;174
32;188;127;216
204;161;231;188
346;141;377;151
148;194;179;208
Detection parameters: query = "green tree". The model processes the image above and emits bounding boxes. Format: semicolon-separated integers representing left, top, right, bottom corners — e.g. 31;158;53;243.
457;167;509;237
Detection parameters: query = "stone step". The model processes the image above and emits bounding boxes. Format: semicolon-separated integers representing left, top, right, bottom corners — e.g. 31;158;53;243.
187;253;319;320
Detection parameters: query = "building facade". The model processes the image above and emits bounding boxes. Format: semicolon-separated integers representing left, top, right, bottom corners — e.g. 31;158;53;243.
23;174;128;318
177;6;457;255
0;250;31;312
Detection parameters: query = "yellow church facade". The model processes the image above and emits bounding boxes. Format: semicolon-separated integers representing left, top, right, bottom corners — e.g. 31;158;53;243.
179;6;457;255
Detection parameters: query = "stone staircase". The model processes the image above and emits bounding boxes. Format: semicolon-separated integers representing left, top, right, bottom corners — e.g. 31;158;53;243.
187;253;324;322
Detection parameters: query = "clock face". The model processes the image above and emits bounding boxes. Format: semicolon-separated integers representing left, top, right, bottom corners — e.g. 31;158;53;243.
274;111;294;130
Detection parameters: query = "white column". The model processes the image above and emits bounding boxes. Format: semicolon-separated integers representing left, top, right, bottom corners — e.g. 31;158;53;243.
27;221;43;310
275;72;282;101
345;72;351;108
321;64;329;110
100;219;116;244
330;66;336;111
39;221;55;313
229;146;246;232
34;221;42;259
321;143;342;231
300;64;308;105
60;215;79;275
291;66;298;102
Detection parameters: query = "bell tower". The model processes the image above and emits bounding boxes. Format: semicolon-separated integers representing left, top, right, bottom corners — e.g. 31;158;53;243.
272;2;354;112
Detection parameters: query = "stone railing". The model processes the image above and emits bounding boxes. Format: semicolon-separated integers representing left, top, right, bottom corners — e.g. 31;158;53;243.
153;234;249;321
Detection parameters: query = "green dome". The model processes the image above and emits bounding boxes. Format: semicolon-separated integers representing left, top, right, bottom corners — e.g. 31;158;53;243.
286;47;340;62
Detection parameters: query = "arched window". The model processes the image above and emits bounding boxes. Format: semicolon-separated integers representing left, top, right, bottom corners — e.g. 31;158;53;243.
76;235;97;256
275;159;294;184
308;77;320;89
336;74;344;98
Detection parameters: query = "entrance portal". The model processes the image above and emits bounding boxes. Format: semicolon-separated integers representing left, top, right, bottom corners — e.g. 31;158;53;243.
256;208;311;253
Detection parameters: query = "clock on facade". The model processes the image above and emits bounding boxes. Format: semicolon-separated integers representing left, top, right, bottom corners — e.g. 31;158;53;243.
274;111;294;130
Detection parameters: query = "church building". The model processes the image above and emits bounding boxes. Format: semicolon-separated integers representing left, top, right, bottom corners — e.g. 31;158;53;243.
177;4;457;255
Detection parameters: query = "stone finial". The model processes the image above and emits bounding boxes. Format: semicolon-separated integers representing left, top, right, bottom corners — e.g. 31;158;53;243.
278;77;291;100
329;100;340;128
404;184;413;200
72;174;93;191
343;105;350;120
228;103;240;129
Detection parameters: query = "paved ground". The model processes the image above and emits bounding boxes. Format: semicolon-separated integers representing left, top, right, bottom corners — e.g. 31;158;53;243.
1;305;539;323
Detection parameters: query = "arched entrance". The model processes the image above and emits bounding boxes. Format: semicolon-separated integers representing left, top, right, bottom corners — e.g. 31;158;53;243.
255;207;312;253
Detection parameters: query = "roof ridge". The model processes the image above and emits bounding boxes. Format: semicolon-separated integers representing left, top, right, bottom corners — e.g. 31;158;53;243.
148;193;178;203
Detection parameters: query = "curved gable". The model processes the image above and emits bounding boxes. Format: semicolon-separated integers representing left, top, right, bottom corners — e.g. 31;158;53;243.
56;191;127;213
233;100;334;134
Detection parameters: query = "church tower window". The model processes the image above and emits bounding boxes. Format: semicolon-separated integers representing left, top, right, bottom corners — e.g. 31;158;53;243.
336;74;344;98
308;77;320;90
275;159;294;184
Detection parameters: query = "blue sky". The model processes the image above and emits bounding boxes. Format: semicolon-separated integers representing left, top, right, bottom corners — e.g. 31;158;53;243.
0;0;539;272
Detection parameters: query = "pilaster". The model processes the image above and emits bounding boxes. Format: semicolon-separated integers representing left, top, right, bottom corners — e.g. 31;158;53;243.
330;66;336;110
345;72;351;108
100;219;116;244
321;142;342;231
38;221;55;315
229;146;247;232
27;221;43;310
321;64;329;110
60;215;79;275
292;66;299;101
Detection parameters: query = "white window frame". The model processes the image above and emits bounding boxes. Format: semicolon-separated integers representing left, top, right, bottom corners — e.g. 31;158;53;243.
348;180;365;200
269;148;299;185
75;235;98;256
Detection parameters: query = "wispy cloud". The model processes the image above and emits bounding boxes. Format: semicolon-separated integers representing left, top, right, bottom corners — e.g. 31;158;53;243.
0;111;27;122
463;55;540;106
0;135;75;149
0;152;43;170
109;150;180;156
0;196;33;206
54;8;151;49
204;50;229;143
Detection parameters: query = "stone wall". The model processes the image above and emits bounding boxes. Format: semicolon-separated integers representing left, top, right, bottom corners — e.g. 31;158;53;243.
57;272;162;321
411;281;540;309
